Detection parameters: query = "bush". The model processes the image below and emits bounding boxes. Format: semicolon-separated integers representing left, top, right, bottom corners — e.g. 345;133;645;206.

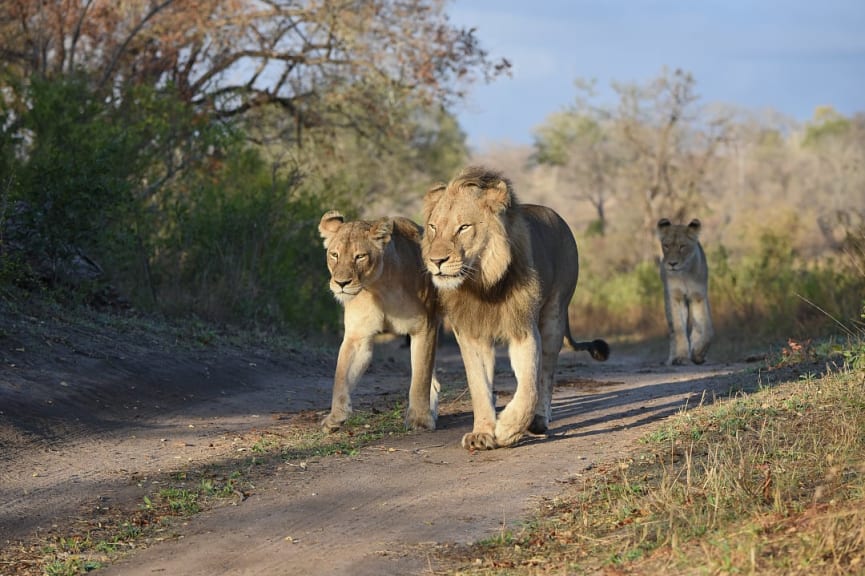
151;145;351;333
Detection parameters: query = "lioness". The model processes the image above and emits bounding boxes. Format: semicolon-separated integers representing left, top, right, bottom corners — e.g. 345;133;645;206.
657;218;714;365
421;166;609;450
319;210;440;432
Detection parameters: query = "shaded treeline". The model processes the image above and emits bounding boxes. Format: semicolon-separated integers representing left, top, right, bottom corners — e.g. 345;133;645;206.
0;0;504;332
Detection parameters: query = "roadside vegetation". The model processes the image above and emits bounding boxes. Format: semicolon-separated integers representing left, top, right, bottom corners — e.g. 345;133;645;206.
1;2;864;575
441;334;865;575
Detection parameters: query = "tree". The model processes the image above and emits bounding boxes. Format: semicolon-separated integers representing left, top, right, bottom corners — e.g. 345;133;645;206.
612;68;731;242
0;0;508;149
533;109;620;236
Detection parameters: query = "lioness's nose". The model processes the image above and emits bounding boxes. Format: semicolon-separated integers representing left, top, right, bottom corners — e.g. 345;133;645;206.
335;279;351;288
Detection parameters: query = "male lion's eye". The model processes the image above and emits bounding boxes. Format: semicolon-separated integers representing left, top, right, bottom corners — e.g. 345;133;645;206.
355;253;367;261
458;224;471;233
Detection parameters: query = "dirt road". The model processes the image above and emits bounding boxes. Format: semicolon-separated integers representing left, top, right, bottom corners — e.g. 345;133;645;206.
1;325;761;575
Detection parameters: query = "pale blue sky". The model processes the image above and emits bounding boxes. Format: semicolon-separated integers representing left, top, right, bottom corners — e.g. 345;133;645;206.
448;0;865;149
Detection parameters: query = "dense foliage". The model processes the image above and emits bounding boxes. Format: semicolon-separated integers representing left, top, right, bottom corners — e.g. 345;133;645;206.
0;0;497;332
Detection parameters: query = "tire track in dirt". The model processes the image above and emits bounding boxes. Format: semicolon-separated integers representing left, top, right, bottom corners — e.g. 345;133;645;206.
2;335;760;575
96;351;752;576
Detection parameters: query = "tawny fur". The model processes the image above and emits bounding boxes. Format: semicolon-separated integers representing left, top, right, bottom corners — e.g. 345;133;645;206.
319;211;441;433
422;166;608;451
657;218;714;365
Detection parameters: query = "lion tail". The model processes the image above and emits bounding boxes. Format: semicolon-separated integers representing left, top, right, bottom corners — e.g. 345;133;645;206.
563;334;610;362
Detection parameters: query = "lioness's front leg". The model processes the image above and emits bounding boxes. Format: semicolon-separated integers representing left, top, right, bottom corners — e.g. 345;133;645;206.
404;322;439;431
688;293;714;364
665;291;690;366
322;334;374;432
456;334;497;450
496;328;541;447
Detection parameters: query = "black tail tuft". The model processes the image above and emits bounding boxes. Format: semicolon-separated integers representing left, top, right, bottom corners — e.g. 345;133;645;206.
564;336;611;362
588;338;610;362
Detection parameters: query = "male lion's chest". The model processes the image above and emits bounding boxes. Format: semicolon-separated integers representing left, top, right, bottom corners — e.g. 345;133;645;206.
440;285;537;342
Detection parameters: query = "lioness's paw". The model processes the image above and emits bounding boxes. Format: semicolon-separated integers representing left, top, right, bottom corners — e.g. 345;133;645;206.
668;356;688;366
320;414;345;433
691;346;710;365
461;432;497;451
405;410;436;431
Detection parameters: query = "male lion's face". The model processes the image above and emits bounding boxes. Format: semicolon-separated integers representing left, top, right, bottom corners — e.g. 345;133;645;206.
421;178;510;291
657;218;702;272
319;211;392;303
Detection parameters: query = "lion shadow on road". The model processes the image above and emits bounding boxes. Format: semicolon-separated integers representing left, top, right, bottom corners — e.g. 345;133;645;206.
518;358;837;446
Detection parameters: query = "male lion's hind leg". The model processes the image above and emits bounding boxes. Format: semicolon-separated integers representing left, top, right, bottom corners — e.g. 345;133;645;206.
528;328;562;435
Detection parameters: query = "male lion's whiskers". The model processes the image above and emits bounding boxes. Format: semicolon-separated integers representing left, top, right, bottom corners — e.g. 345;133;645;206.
461;263;478;281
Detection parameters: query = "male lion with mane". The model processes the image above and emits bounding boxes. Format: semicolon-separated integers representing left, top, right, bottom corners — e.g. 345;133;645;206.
319;210;440;433
421;166;609;450
656;218;714;365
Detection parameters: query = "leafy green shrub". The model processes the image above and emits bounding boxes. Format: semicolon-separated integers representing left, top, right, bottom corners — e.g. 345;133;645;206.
152;144;349;332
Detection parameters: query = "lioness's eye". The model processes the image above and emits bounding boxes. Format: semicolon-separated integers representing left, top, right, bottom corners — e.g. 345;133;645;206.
355;253;367;261
329;251;338;260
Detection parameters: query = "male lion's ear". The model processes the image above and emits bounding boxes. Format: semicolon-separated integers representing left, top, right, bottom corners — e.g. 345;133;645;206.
369;218;394;246
422;183;447;222
657;218;672;230
484;179;512;214
319;210;345;248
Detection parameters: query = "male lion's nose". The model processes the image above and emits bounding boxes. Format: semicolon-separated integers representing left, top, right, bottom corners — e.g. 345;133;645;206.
430;256;449;270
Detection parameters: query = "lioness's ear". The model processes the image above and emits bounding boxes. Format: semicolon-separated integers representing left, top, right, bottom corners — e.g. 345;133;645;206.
319;210;345;248
687;219;702;235
484;179;512;214
369;218;393;246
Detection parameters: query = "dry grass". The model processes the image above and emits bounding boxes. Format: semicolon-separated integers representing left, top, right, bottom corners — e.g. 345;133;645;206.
442;352;865;575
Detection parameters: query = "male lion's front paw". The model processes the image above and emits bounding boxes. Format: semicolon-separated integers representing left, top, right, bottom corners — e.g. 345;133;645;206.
320;413;346;433
461;432;497;451
668;356;688;366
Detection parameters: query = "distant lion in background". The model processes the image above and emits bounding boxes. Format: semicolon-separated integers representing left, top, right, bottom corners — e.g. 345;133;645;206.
656;218;714;365
318;210;440;433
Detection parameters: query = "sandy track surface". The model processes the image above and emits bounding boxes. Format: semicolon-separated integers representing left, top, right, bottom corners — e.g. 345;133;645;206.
1;331;761;575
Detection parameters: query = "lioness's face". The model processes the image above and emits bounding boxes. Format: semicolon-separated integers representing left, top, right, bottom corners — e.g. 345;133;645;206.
421;184;493;291
657;218;701;272
319;211;391;303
